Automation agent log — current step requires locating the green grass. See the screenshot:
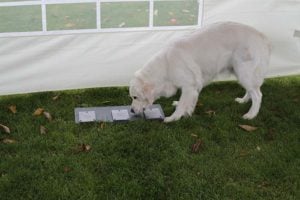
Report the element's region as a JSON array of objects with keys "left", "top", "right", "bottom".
[{"left": 0, "top": 76, "right": 299, "bottom": 199}]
